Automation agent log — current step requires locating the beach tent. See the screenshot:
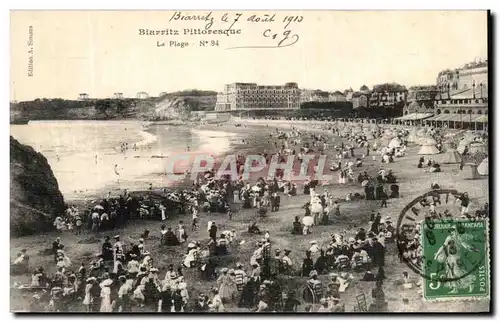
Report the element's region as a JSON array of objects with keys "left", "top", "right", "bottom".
[
  {"left": 420, "top": 137, "right": 437, "bottom": 146},
  {"left": 418, "top": 143, "right": 440, "bottom": 155},
  {"left": 406, "top": 128, "right": 418, "bottom": 143},
  {"left": 477, "top": 157, "right": 488, "bottom": 176},
  {"left": 388, "top": 138, "right": 402, "bottom": 149}
]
